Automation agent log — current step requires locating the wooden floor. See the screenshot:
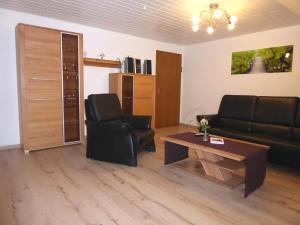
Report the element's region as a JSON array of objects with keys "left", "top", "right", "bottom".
[{"left": 1, "top": 125, "right": 300, "bottom": 225}]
